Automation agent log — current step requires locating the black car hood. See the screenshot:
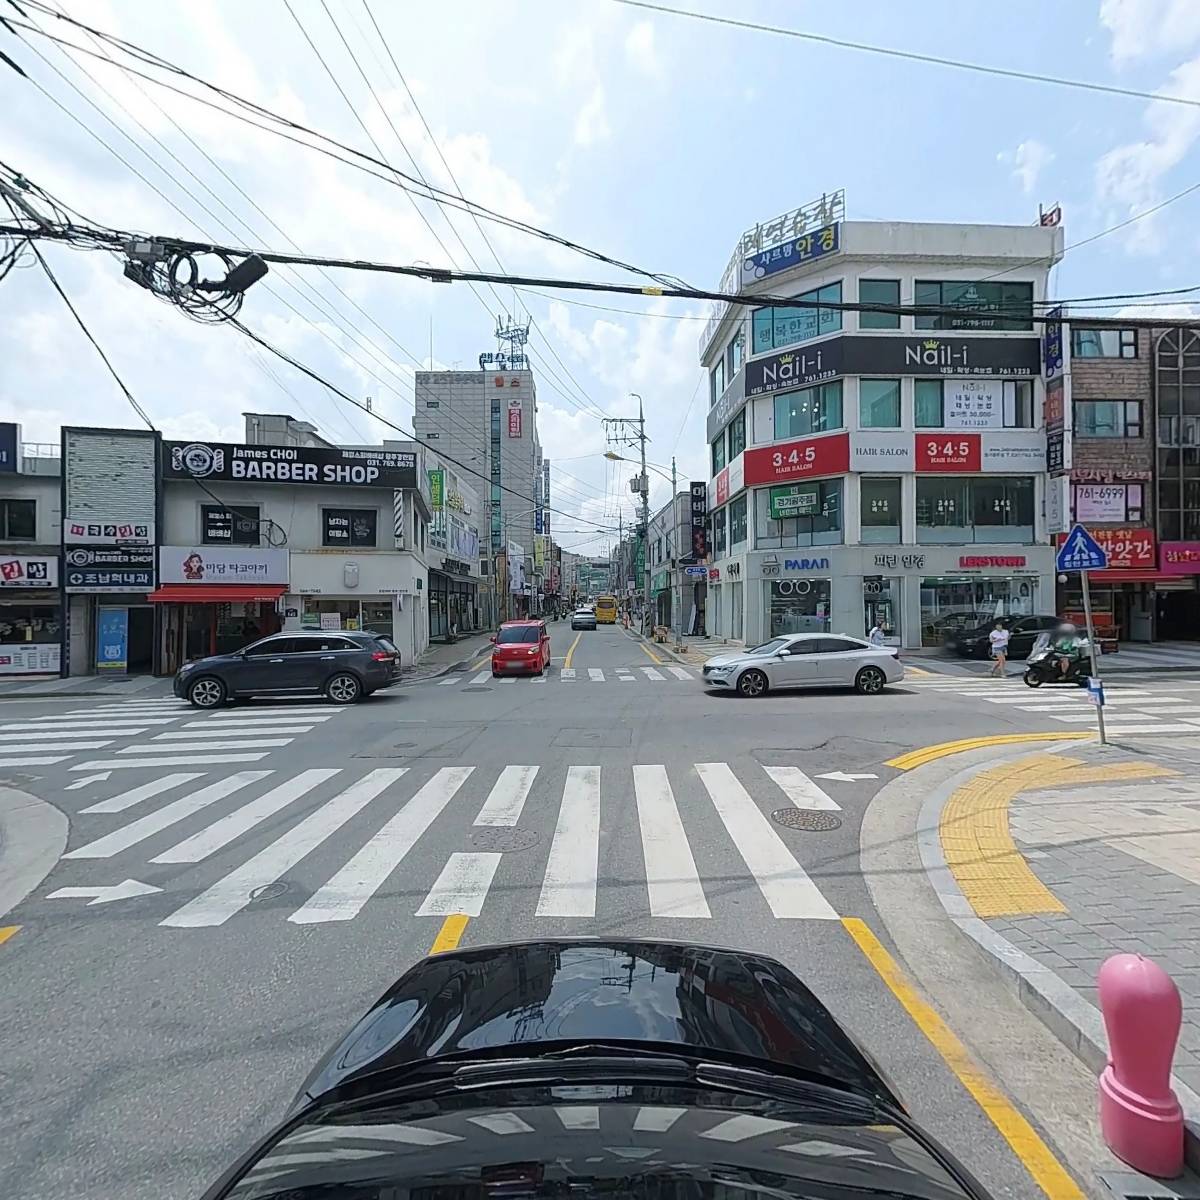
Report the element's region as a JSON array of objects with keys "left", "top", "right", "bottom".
[{"left": 295, "top": 939, "right": 897, "bottom": 1110}]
